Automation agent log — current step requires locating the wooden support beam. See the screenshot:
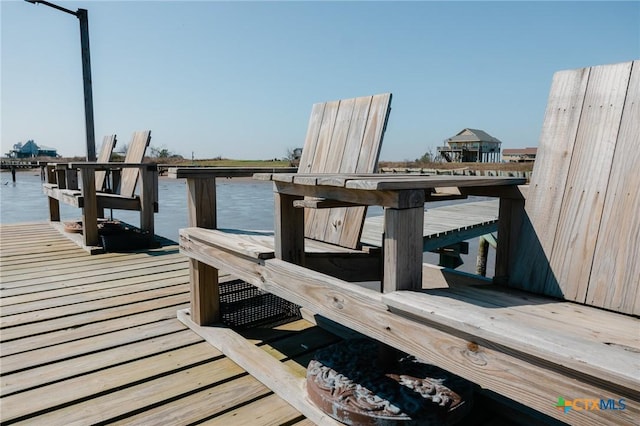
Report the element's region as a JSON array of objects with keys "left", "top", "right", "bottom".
[
  {"left": 80, "top": 167, "right": 99, "bottom": 247},
  {"left": 383, "top": 204, "right": 424, "bottom": 292},
  {"left": 184, "top": 176, "right": 220, "bottom": 326},
  {"left": 275, "top": 192, "right": 305, "bottom": 264}
]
